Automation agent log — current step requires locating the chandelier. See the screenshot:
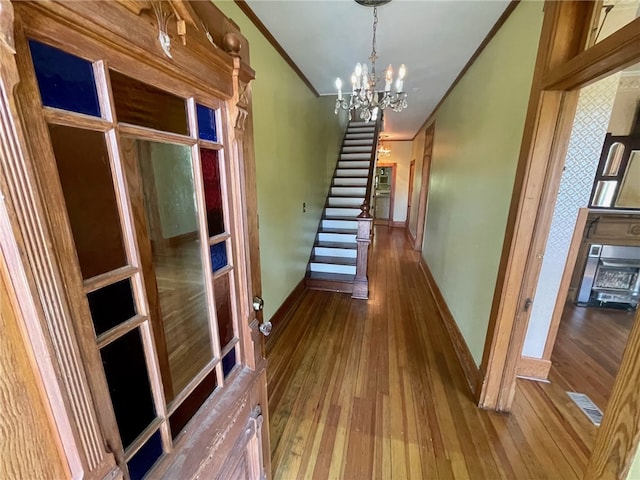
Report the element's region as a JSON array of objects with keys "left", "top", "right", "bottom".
[
  {"left": 378, "top": 137, "right": 391, "bottom": 157},
  {"left": 335, "top": 1, "right": 407, "bottom": 122}
]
